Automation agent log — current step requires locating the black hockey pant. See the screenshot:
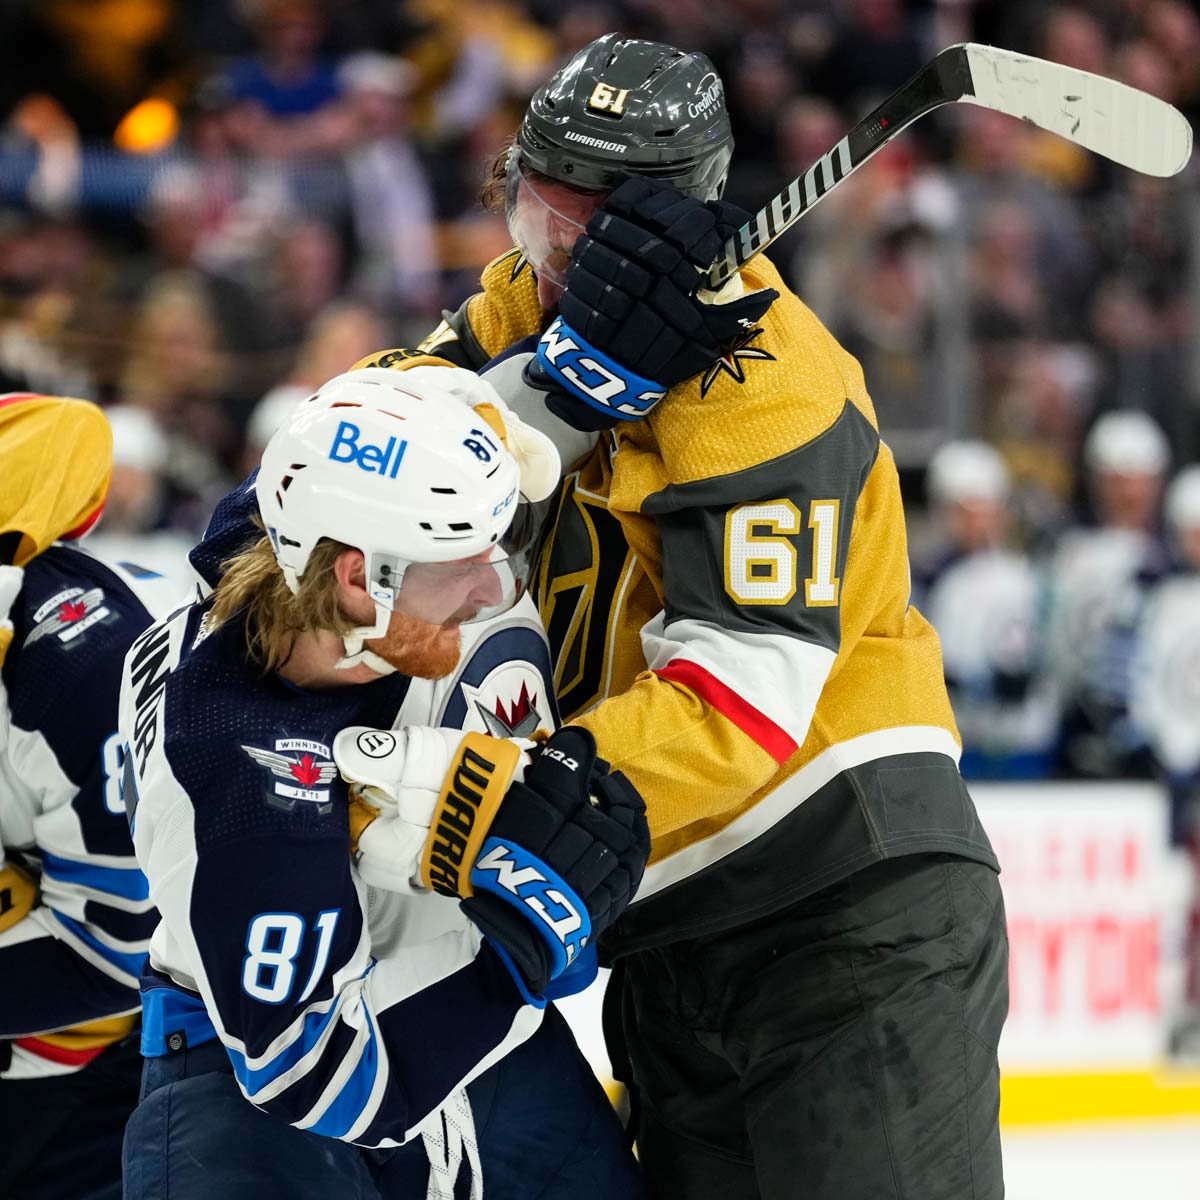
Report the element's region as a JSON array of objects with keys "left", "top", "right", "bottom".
[
  {"left": 0, "top": 1035, "right": 141, "bottom": 1200},
  {"left": 608, "top": 853, "right": 1008, "bottom": 1199}
]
